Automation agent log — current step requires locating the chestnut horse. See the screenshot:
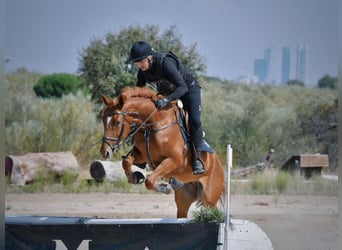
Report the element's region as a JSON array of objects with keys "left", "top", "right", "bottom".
[{"left": 100, "top": 87, "right": 225, "bottom": 218}]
